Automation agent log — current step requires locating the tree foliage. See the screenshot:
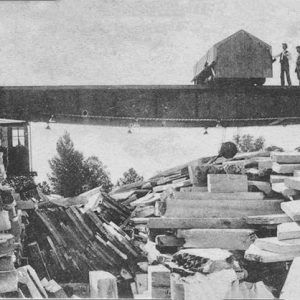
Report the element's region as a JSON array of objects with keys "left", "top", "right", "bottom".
[
  {"left": 48, "top": 132, "right": 112, "bottom": 197},
  {"left": 117, "top": 168, "right": 144, "bottom": 187},
  {"left": 233, "top": 134, "right": 265, "bottom": 153},
  {"left": 82, "top": 156, "right": 113, "bottom": 193}
]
